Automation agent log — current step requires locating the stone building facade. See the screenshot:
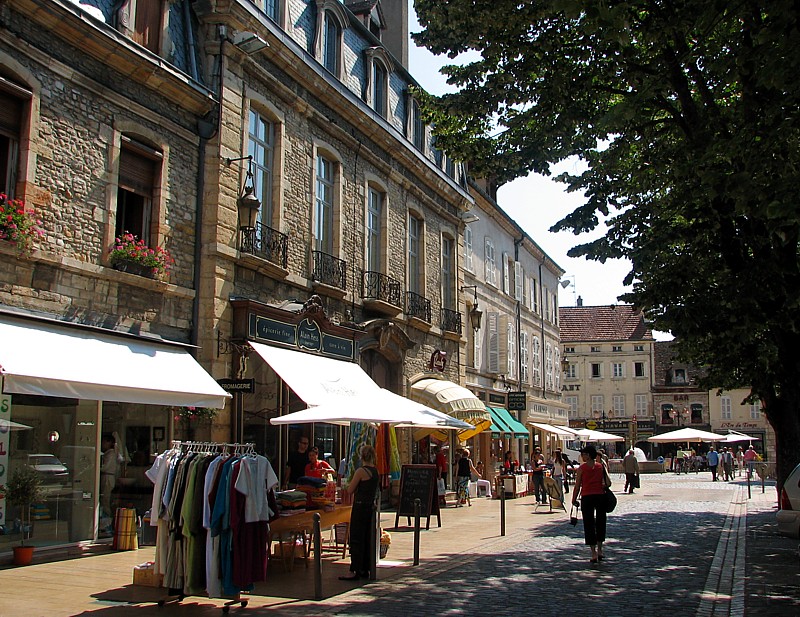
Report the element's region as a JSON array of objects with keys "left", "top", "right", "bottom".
[{"left": 463, "top": 180, "right": 566, "bottom": 473}]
